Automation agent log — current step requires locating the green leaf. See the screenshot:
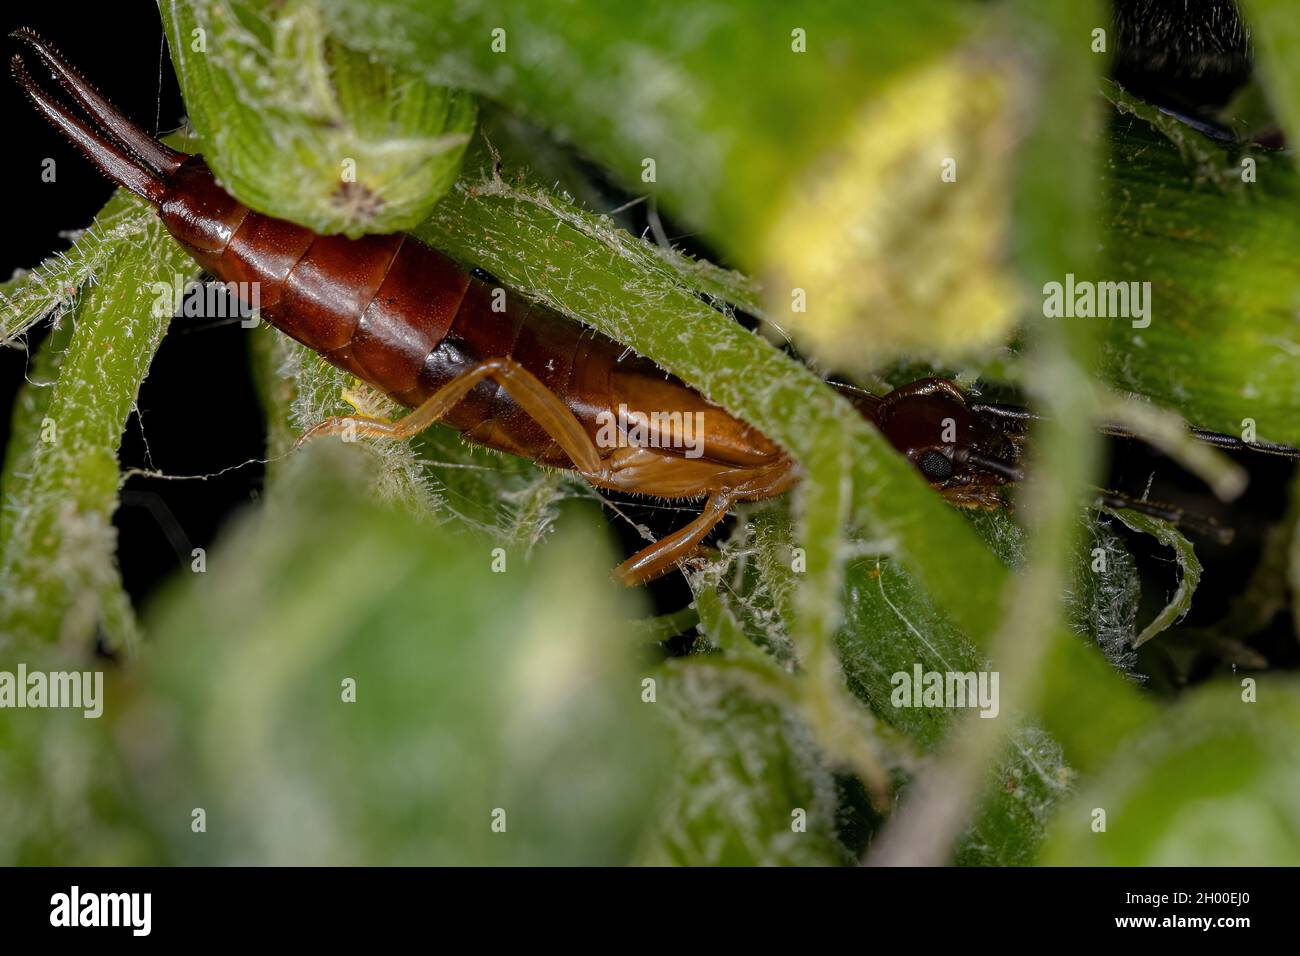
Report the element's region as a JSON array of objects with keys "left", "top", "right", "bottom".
[
  {"left": 0, "top": 192, "right": 200, "bottom": 652},
  {"left": 129, "top": 443, "right": 668, "bottom": 864},
  {"left": 1043, "top": 680, "right": 1300, "bottom": 865},
  {"left": 1, "top": 314, "right": 75, "bottom": 545},
  {"left": 0, "top": 648, "right": 159, "bottom": 865},
  {"left": 0, "top": 200, "right": 158, "bottom": 343},
  {"left": 641, "top": 657, "right": 848, "bottom": 866},
  {"left": 707, "top": 498, "right": 1078, "bottom": 864},
  {"left": 956, "top": 727, "right": 1074, "bottom": 867},
  {"left": 162, "top": 0, "right": 477, "bottom": 237},
  {"left": 1102, "top": 507, "right": 1203, "bottom": 648},
  {"left": 1097, "top": 102, "right": 1300, "bottom": 444},
  {"left": 320, "top": 0, "right": 971, "bottom": 262},
  {"left": 1240, "top": 0, "right": 1300, "bottom": 155},
  {"left": 1065, "top": 514, "right": 1141, "bottom": 672}
]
